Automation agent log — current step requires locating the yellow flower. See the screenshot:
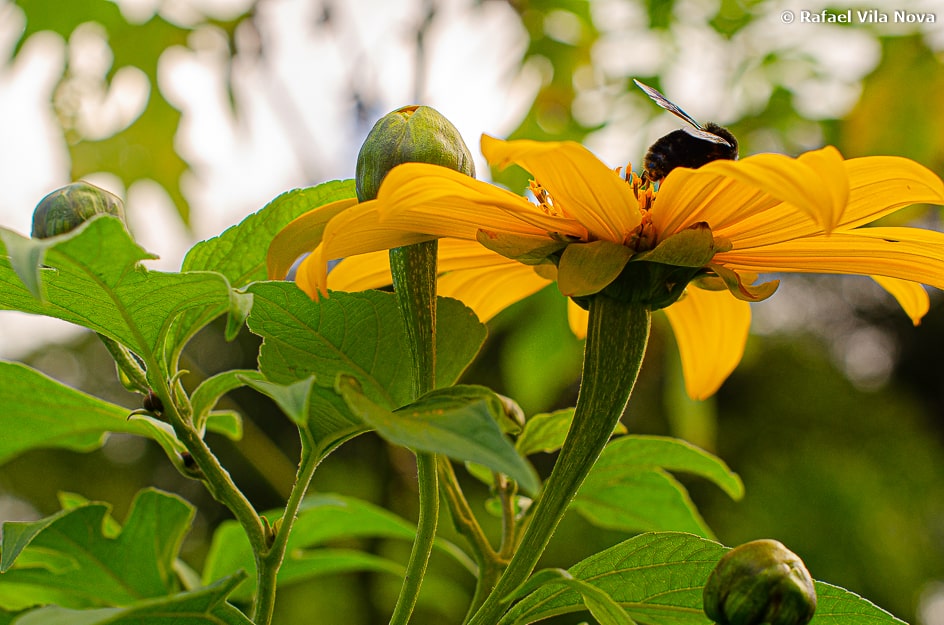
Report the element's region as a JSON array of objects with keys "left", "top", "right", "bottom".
[{"left": 268, "top": 135, "right": 944, "bottom": 400}]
